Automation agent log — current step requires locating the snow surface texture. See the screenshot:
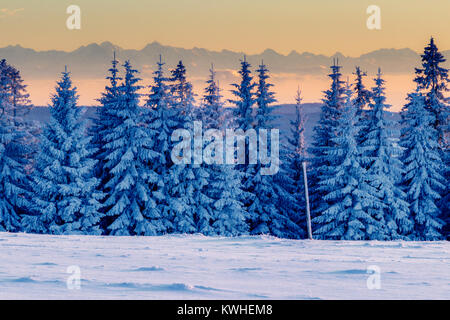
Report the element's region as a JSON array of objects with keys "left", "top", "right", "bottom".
[{"left": 0, "top": 232, "right": 448, "bottom": 299}]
